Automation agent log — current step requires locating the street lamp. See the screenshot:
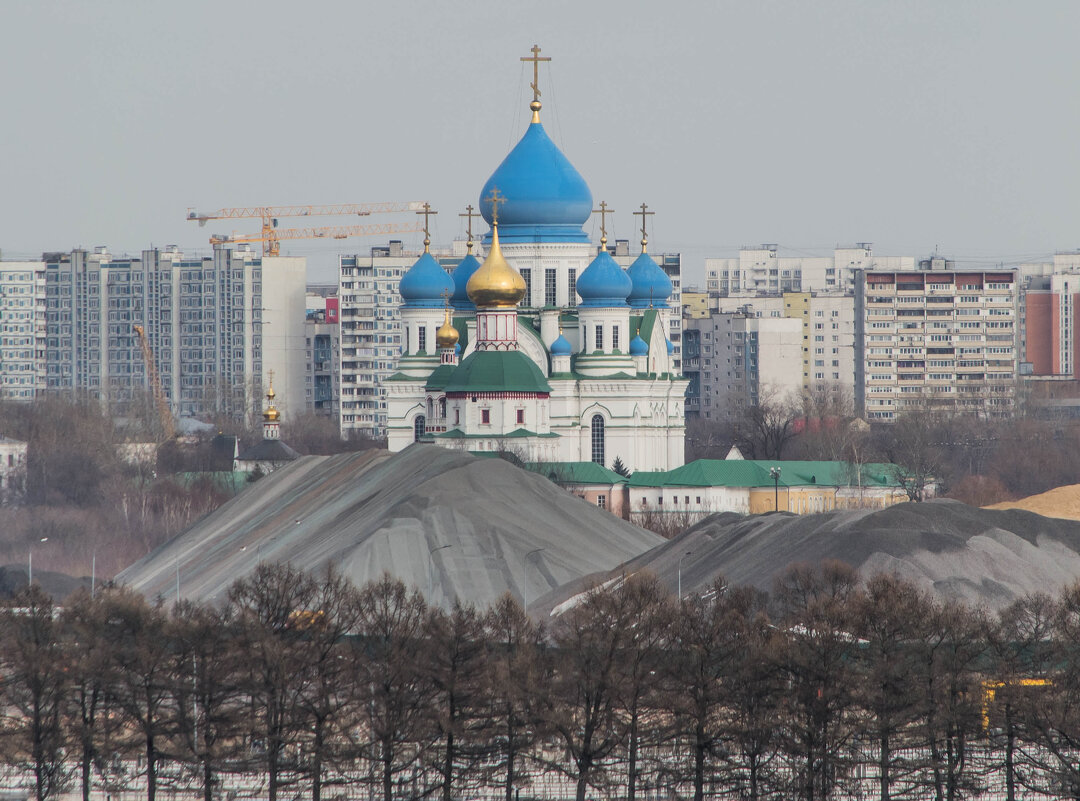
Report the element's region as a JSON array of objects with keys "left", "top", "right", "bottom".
[
  {"left": 523, "top": 547, "right": 545, "bottom": 611},
  {"left": 428, "top": 543, "right": 453, "bottom": 600},
  {"left": 28, "top": 537, "right": 47, "bottom": 586},
  {"left": 769, "top": 466, "right": 782, "bottom": 512},
  {"left": 678, "top": 550, "right": 693, "bottom": 600}
]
